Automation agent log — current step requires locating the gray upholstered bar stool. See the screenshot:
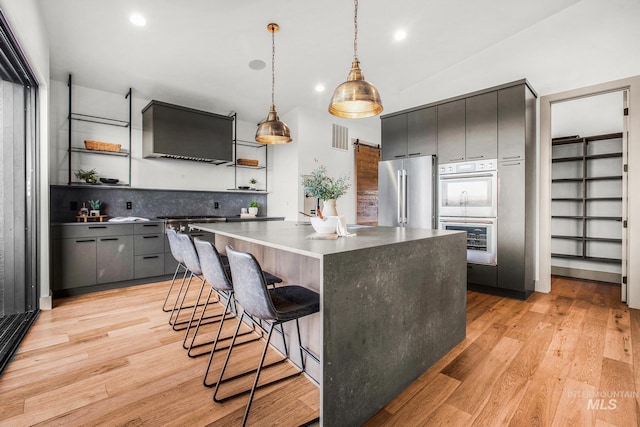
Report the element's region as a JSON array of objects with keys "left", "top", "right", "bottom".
[
  {"left": 193, "top": 238, "right": 260, "bottom": 376},
  {"left": 214, "top": 245, "right": 320, "bottom": 427},
  {"left": 162, "top": 228, "right": 188, "bottom": 312},
  {"left": 173, "top": 232, "right": 229, "bottom": 340},
  {"left": 191, "top": 238, "right": 283, "bottom": 361}
]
